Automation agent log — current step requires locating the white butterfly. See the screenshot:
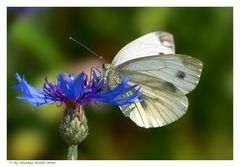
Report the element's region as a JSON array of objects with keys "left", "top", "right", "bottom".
[{"left": 102, "top": 31, "right": 203, "bottom": 128}]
